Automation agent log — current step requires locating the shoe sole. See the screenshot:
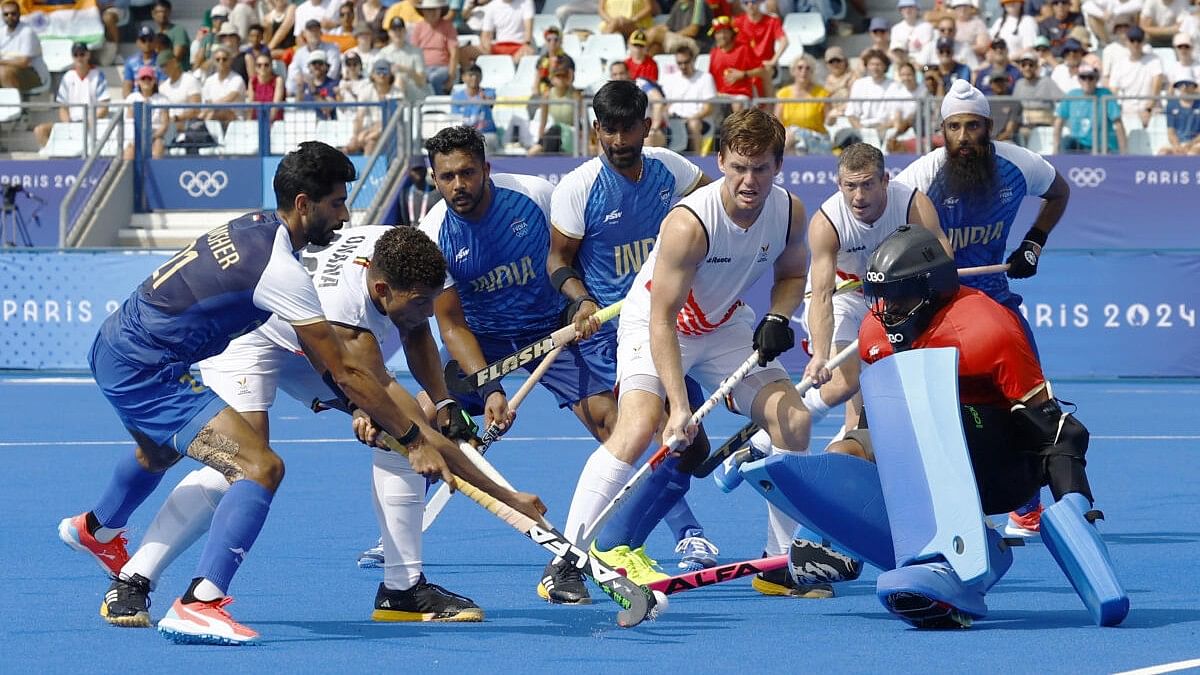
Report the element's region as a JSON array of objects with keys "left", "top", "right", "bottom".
[
  {"left": 536, "top": 583, "right": 592, "bottom": 605},
  {"left": 158, "top": 620, "right": 259, "bottom": 645},
  {"left": 677, "top": 559, "right": 718, "bottom": 572},
  {"left": 1004, "top": 523, "right": 1040, "bottom": 538},
  {"left": 100, "top": 601, "right": 151, "bottom": 628},
  {"left": 57, "top": 518, "right": 122, "bottom": 576},
  {"left": 751, "top": 577, "right": 834, "bottom": 599},
  {"left": 884, "top": 591, "right": 974, "bottom": 629},
  {"left": 371, "top": 608, "right": 484, "bottom": 622},
  {"left": 357, "top": 557, "right": 384, "bottom": 569}
]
